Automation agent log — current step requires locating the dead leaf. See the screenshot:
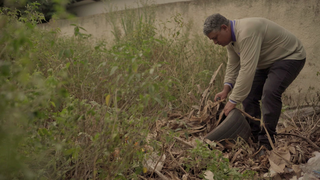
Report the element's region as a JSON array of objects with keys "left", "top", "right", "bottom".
[
  {"left": 270, "top": 159, "right": 285, "bottom": 173},
  {"left": 196, "top": 84, "right": 202, "bottom": 94},
  {"left": 189, "top": 116, "right": 201, "bottom": 122},
  {"left": 190, "top": 137, "right": 200, "bottom": 147},
  {"left": 307, "top": 151, "right": 320, "bottom": 165},
  {"left": 168, "top": 113, "right": 183, "bottom": 120},
  {"left": 143, "top": 152, "right": 166, "bottom": 172},
  {"left": 221, "top": 139, "right": 235, "bottom": 149},
  {"left": 192, "top": 105, "right": 200, "bottom": 110},
  {"left": 231, "top": 149, "right": 243, "bottom": 164},
  {"left": 188, "top": 91, "right": 198, "bottom": 103},
  {"left": 168, "top": 171, "right": 180, "bottom": 180},
  {"left": 289, "top": 176, "right": 298, "bottom": 180},
  {"left": 223, "top": 153, "right": 230, "bottom": 159},
  {"left": 208, "top": 63, "right": 223, "bottom": 86},
  {"left": 188, "top": 129, "right": 205, "bottom": 134},
  {"left": 188, "top": 125, "right": 205, "bottom": 130},
  {"left": 204, "top": 170, "right": 214, "bottom": 180},
  {"left": 268, "top": 149, "right": 291, "bottom": 174},
  {"left": 277, "top": 124, "right": 295, "bottom": 134},
  {"left": 289, "top": 146, "right": 296, "bottom": 154},
  {"left": 182, "top": 174, "right": 189, "bottom": 180},
  {"left": 214, "top": 111, "right": 224, "bottom": 128},
  {"left": 204, "top": 139, "right": 217, "bottom": 148},
  {"left": 263, "top": 169, "right": 276, "bottom": 178},
  {"left": 292, "top": 165, "right": 302, "bottom": 177}
]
